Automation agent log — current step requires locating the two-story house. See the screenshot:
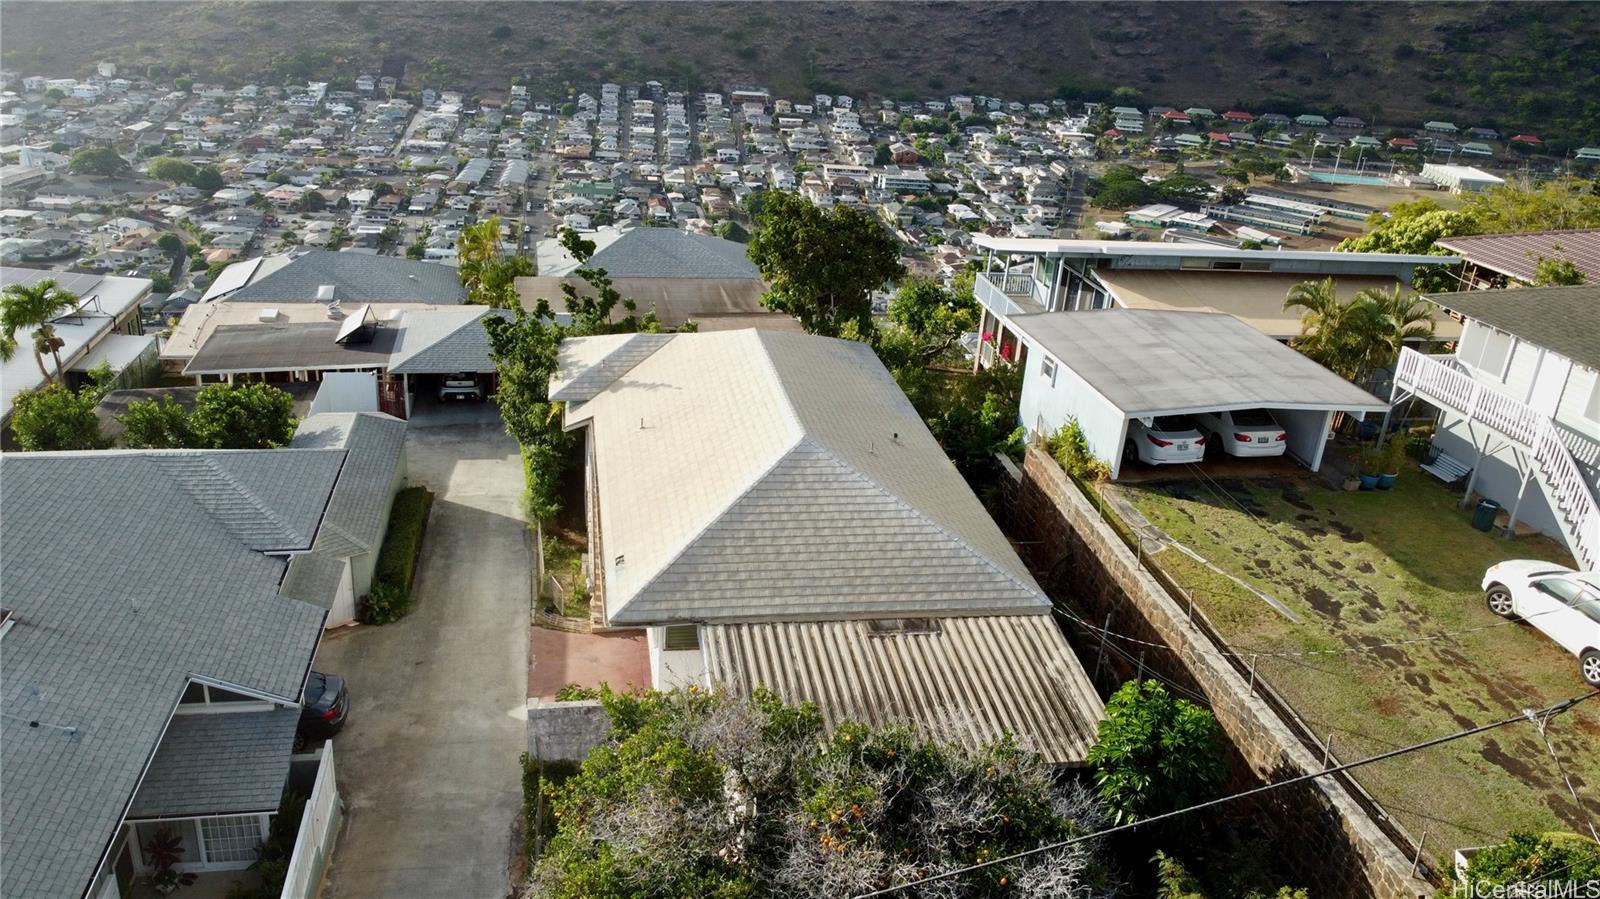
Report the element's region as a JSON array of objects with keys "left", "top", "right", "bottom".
[{"left": 1392, "top": 285, "right": 1600, "bottom": 569}]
